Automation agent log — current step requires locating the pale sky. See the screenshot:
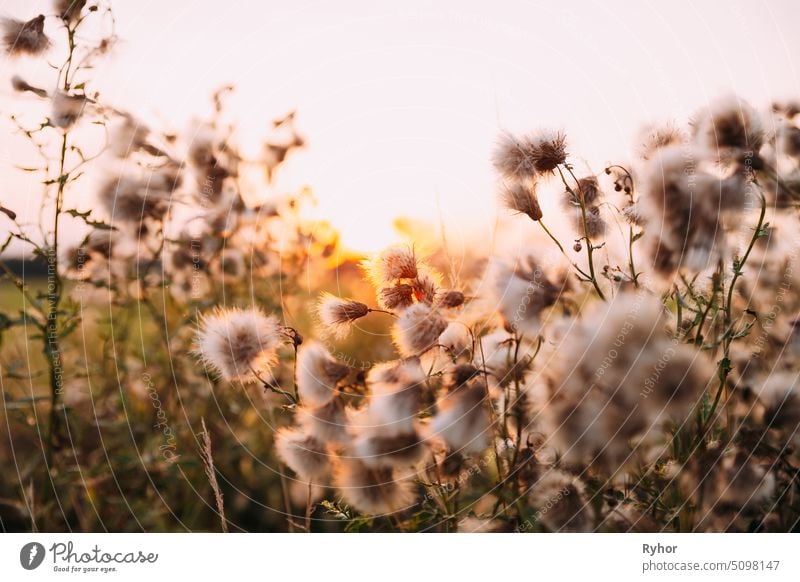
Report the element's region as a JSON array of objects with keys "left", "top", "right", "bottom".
[{"left": 2, "top": 0, "right": 799, "bottom": 254}]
